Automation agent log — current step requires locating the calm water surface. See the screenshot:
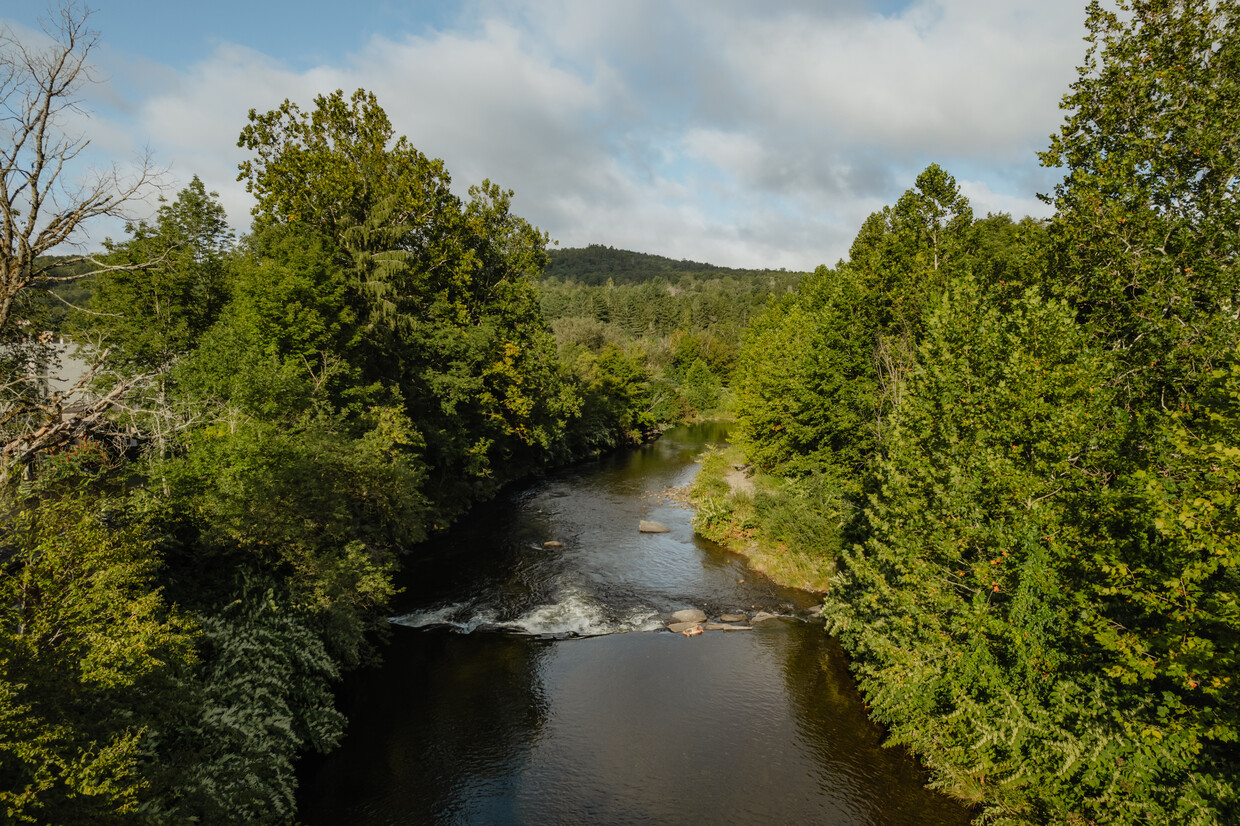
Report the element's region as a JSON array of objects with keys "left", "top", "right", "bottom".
[{"left": 298, "top": 423, "right": 974, "bottom": 825}]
